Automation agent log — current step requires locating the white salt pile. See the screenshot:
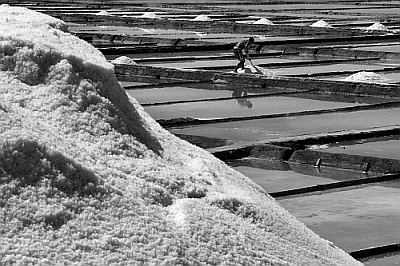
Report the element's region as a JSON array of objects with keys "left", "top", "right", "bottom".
[
  {"left": 343, "top": 71, "right": 387, "bottom": 83},
  {"left": 311, "top": 20, "right": 333, "bottom": 28},
  {"left": 140, "top": 12, "right": 160, "bottom": 19},
  {"left": 111, "top": 56, "right": 138, "bottom": 65},
  {"left": 96, "top": 10, "right": 113, "bottom": 16},
  {"left": 191, "top": 14, "right": 213, "bottom": 21},
  {"left": 0, "top": 6, "right": 362, "bottom": 265},
  {"left": 253, "top": 17, "right": 274, "bottom": 25},
  {"left": 365, "top": 22, "right": 388, "bottom": 31}
]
